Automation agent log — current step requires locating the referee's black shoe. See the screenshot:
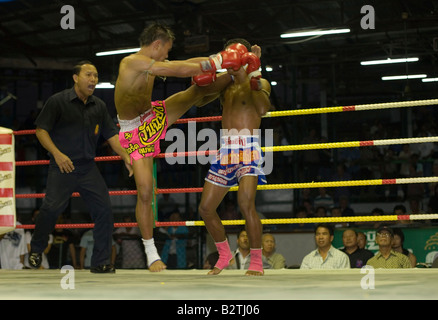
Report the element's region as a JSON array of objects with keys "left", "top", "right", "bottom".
[
  {"left": 90, "top": 264, "right": 116, "bottom": 274},
  {"left": 28, "top": 252, "right": 42, "bottom": 269}
]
